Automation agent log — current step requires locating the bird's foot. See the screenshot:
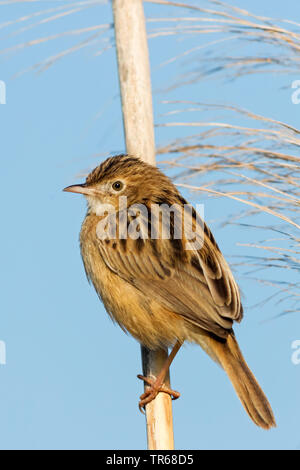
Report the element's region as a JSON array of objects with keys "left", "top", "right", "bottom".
[{"left": 137, "top": 374, "right": 180, "bottom": 413}]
